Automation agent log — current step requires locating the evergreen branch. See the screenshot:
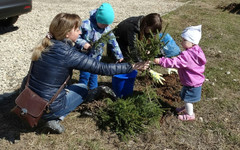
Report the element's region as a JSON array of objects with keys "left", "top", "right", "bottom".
[
  {"left": 91, "top": 28, "right": 116, "bottom": 51},
  {"left": 130, "top": 24, "right": 169, "bottom": 62}
]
